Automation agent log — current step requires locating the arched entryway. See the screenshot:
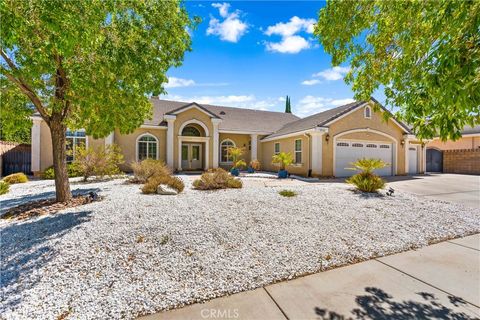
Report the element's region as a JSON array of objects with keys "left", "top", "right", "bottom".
[{"left": 178, "top": 120, "right": 210, "bottom": 171}]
